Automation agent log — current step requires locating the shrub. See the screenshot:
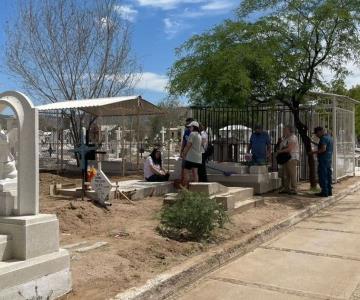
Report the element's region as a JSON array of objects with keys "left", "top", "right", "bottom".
[{"left": 159, "top": 190, "right": 228, "bottom": 241}]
